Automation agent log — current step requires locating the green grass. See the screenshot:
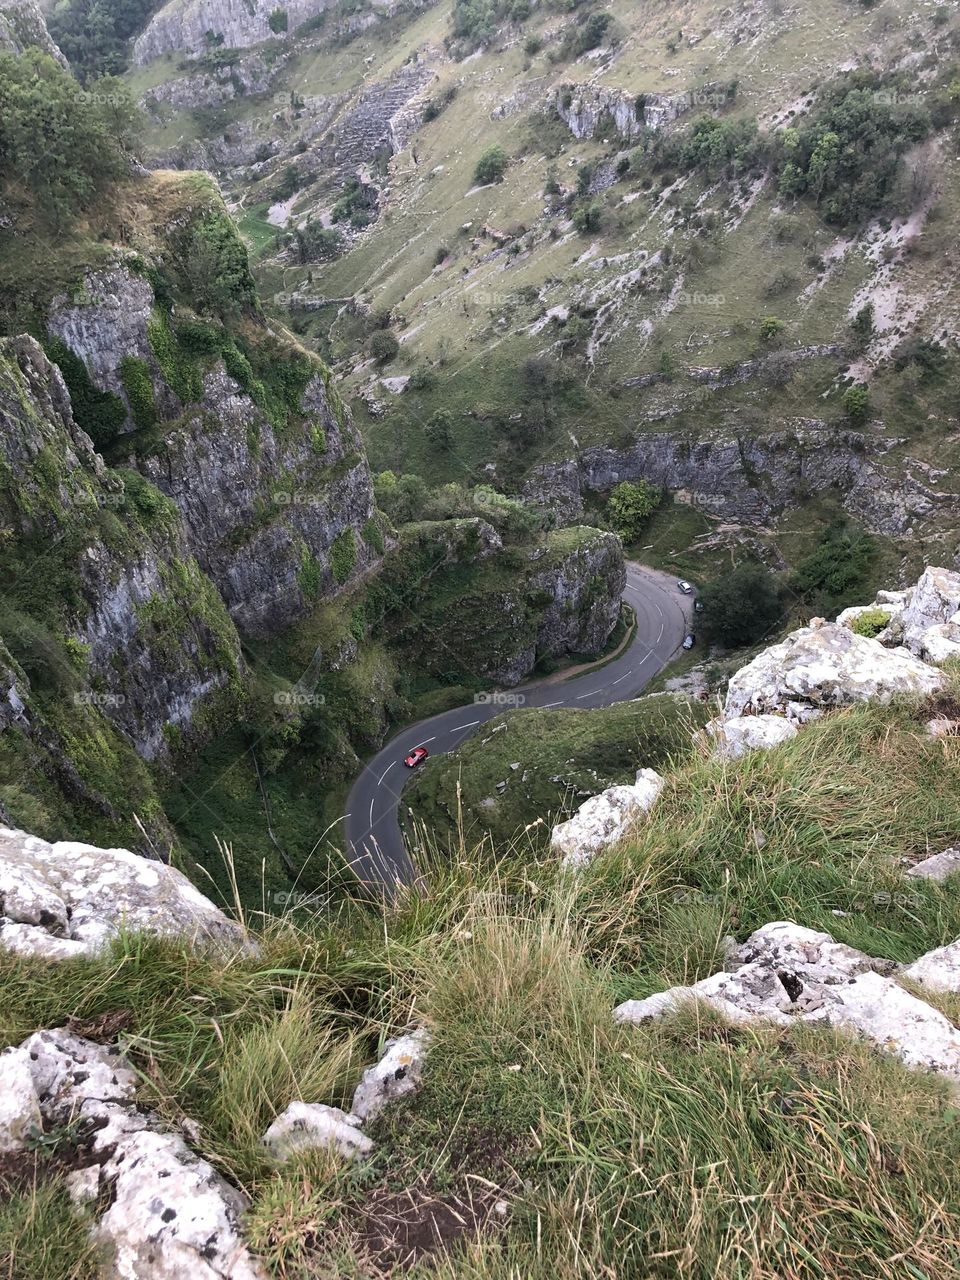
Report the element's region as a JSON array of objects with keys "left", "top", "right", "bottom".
[
  {"left": 5, "top": 675, "right": 960, "bottom": 1275},
  {"left": 406, "top": 692, "right": 707, "bottom": 851}
]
